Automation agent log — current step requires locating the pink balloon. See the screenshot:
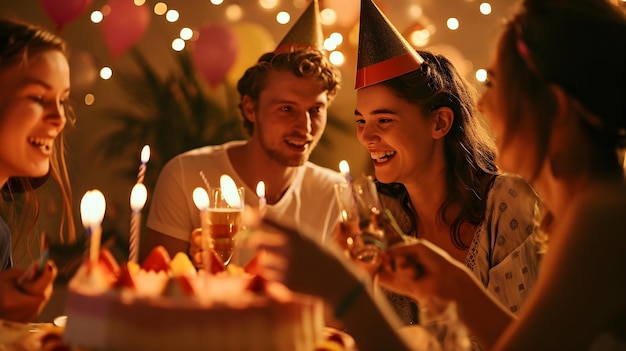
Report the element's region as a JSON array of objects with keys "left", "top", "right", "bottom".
[
  {"left": 192, "top": 24, "right": 239, "bottom": 86},
  {"left": 101, "top": 0, "right": 150, "bottom": 59},
  {"left": 40, "top": 0, "right": 92, "bottom": 31}
]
